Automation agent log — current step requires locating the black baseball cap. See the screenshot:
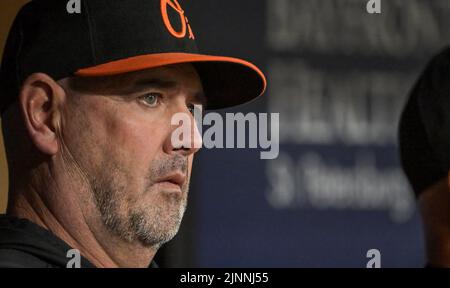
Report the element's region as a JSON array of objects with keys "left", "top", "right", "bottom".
[
  {"left": 0, "top": 0, "right": 267, "bottom": 112},
  {"left": 398, "top": 47, "right": 450, "bottom": 196}
]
